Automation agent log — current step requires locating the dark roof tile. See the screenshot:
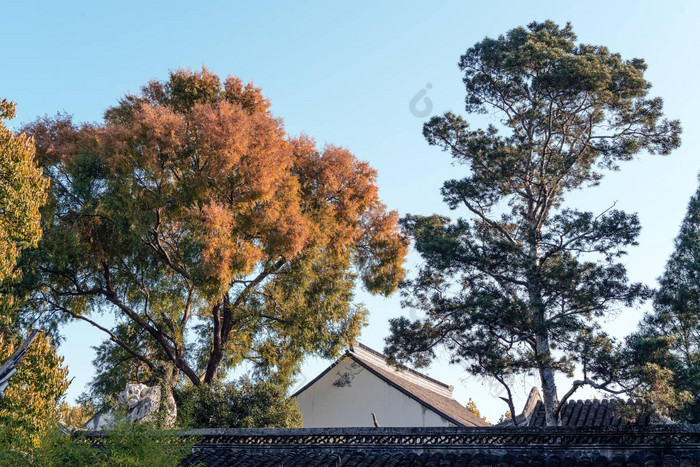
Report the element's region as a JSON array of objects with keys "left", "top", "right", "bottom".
[
  {"left": 183, "top": 448, "right": 699, "bottom": 467},
  {"left": 151, "top": 425, "right": 700, "bottom": 466},
  {"left": 525, "top": 399, "right": 659, "bottom": 427}
]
